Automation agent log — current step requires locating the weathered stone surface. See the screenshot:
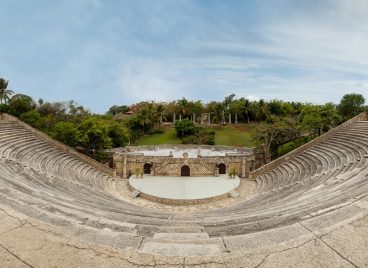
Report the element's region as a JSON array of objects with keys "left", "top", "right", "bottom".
[
  {"left": 153, "top": 232, "right": 209, "bottom": 240},
  {"left": 320, "top": 213, "right": 368, "bottom": 268},
  {"left": 253, "top": 239, "right": 354, "bottom": 268},
  {"left": 141, "top": 242, "right": 222, "bottom": 256},
  {"left": 224, "top": 223, "right": 311, "bottom": 251},
  {"left": 0, "top": 246, "right": 29, "bottom": 268},
  {"left": 0, "top": 113, "right": 368, "bottom": 267}
]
